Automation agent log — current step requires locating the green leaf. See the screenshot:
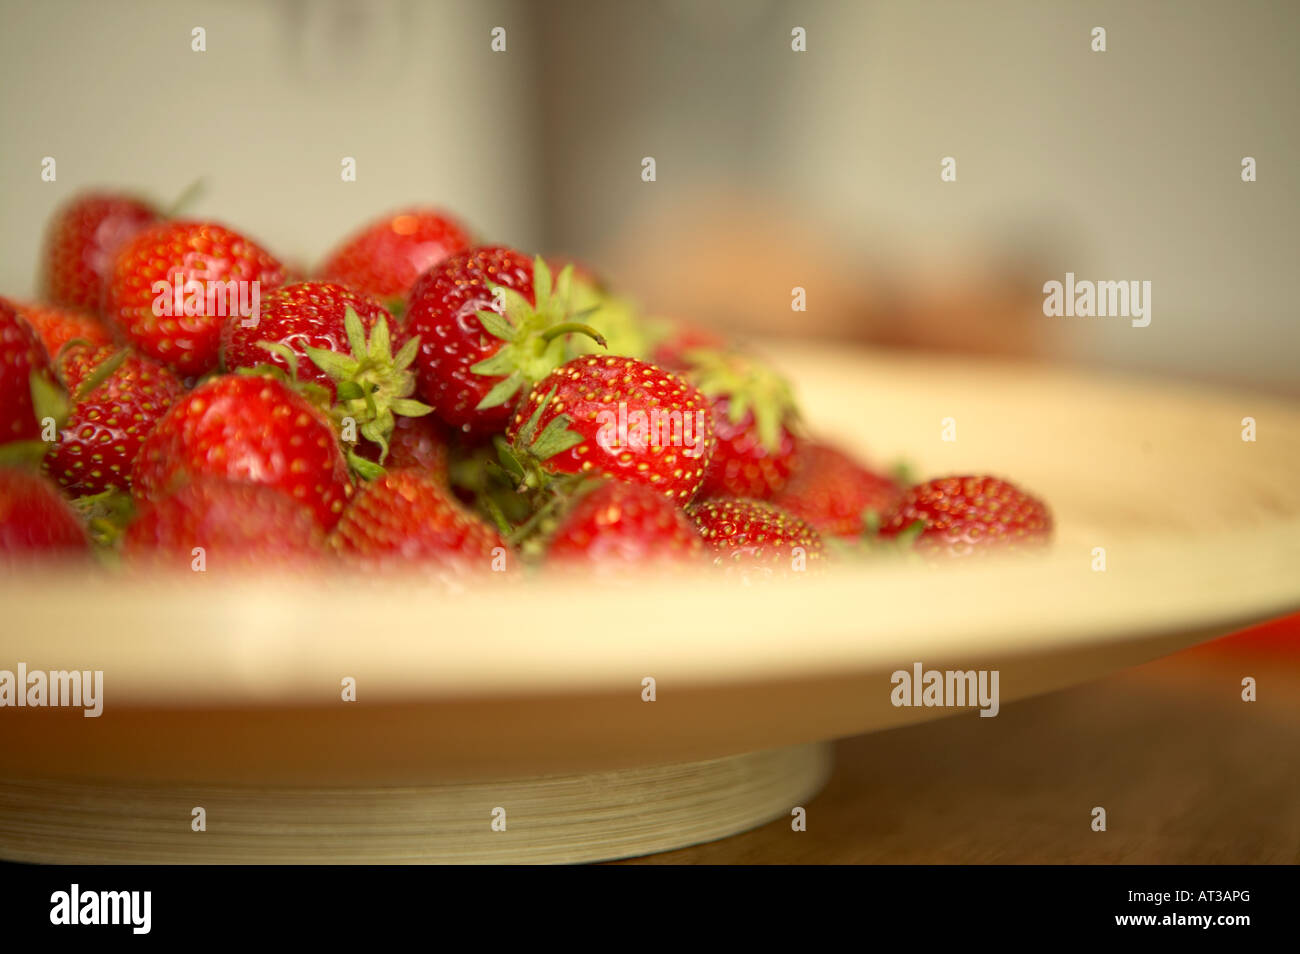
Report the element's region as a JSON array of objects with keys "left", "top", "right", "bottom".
[
  {"left": 393, "top": 335, "right": 421, "bottom": 370},
  {"left": 515, "top": 384, "right": 556, "bottom": 446},
  {"left": 529, "top": 414, "right": 584, "bottom": 460},
  {"left": 891, "top": 459, "right": 916, "bottom": 488},
  {"left": 389, "top": 398, "right": 433, "bottom": 417},
  {"left": 896, "top": 519, "right": 927, "bottom": 548},
  {"left": 0, "top": 440, "right": 49, "bottom": 468},
  {"left": 754, "top": 402, "right": 781, "bottom": 451},
  {"left": 343, "top": 307, "right": 367, "bottom": 359},
  {"left": 335, "top": 380, "right": 366, "bottom": 402},
  {"left": 475, "top": 372, "right": 525, "bottom": 410},
  {"left": 256, "top": 341, "right": 302, "bottom": 381},
  {"left": 482, "top": 494, "right": 513, "bottom": 537},
  {"left": 29, "top": 371, "right": 69, "bottom": 429},
  {"left": 347, "top": 448, "right": 385, "bottom": 481},
  {"left": 360, "top": 417, "right": 388, "bottom": 444},
  {"left": 532, "top": 255, "right": 553, "bottom": 307},
  {"left": 303, "top": 345, "right": 356, "bottom": 381},
  {"left": 299, "top": 381, "right": 333, "bottom": 409},
  {"left": 368, "top": 314, "right": 392, "bottom": 363},
  {"left": 501, "top": 286, "right": 534, "bottom": 325},
  {"left": 553, "top": 263, "right": 574, "bottom": 306},
  {"left": 469, "top": 351, "right": 517, "bottom": 377},
  {"left": 727, "top": 392, "right": 751, "bottom": 426},
  {"left": 494, "top": 437, "right": 527, "bottom": 483},
  {"left": 474, "top": 309, "right": 517, "bottom": 342}
]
